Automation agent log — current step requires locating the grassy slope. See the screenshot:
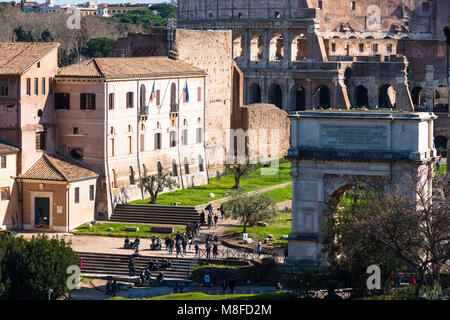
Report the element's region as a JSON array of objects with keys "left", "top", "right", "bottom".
[
  {"left": 72, "top": 222, "right": 185, "bottom": 238},
  {"left": 130, "top": 162, "right": 292, "bottom": 207},
  {"left": 111, "top": 292, "right": 295, "bottom": 300},
  {"left": 226, "top": 211, "right": 291, "bottom": 246}
]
